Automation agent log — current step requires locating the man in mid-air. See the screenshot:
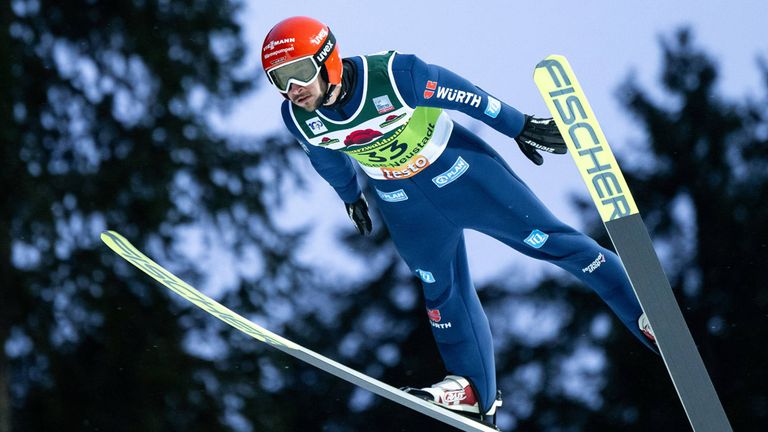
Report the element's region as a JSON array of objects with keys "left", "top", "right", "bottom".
[{"left": 261, "top": 16, "right": 657, "bottom": 427}]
